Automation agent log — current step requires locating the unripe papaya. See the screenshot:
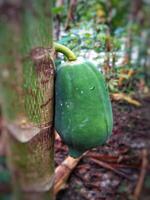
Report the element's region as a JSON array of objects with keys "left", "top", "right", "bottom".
[{"left": 55, "top": 60, "right": 113, "bottom": 158}]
